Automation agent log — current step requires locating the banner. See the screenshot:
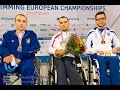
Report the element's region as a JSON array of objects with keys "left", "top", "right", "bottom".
[{"left": 0, "top": 5, "right": 120, "bottom": 56}]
